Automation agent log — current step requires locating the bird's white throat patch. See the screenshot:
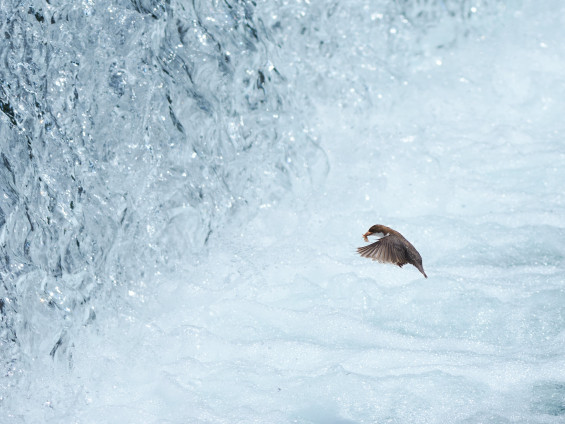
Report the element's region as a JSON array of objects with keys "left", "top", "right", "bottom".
[{"left": 372, "top": 232, "right": 388, "bottom": 239}]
